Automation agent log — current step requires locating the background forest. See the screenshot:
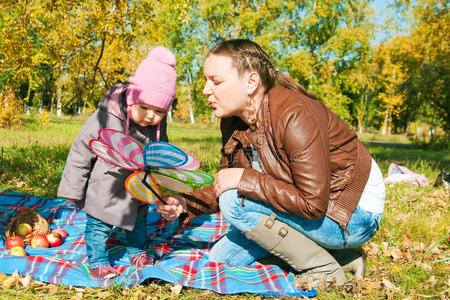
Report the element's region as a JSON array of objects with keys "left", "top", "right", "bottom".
[{"left": 0, "top": 0, "right": 448, "bottom": 148}]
